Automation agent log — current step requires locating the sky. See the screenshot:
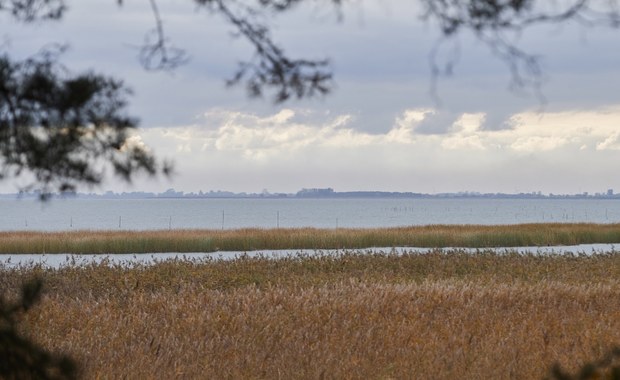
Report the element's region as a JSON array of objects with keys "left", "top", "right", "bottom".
[{"left": 2, "top": 0, "right": 620, "bottom": 195}]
